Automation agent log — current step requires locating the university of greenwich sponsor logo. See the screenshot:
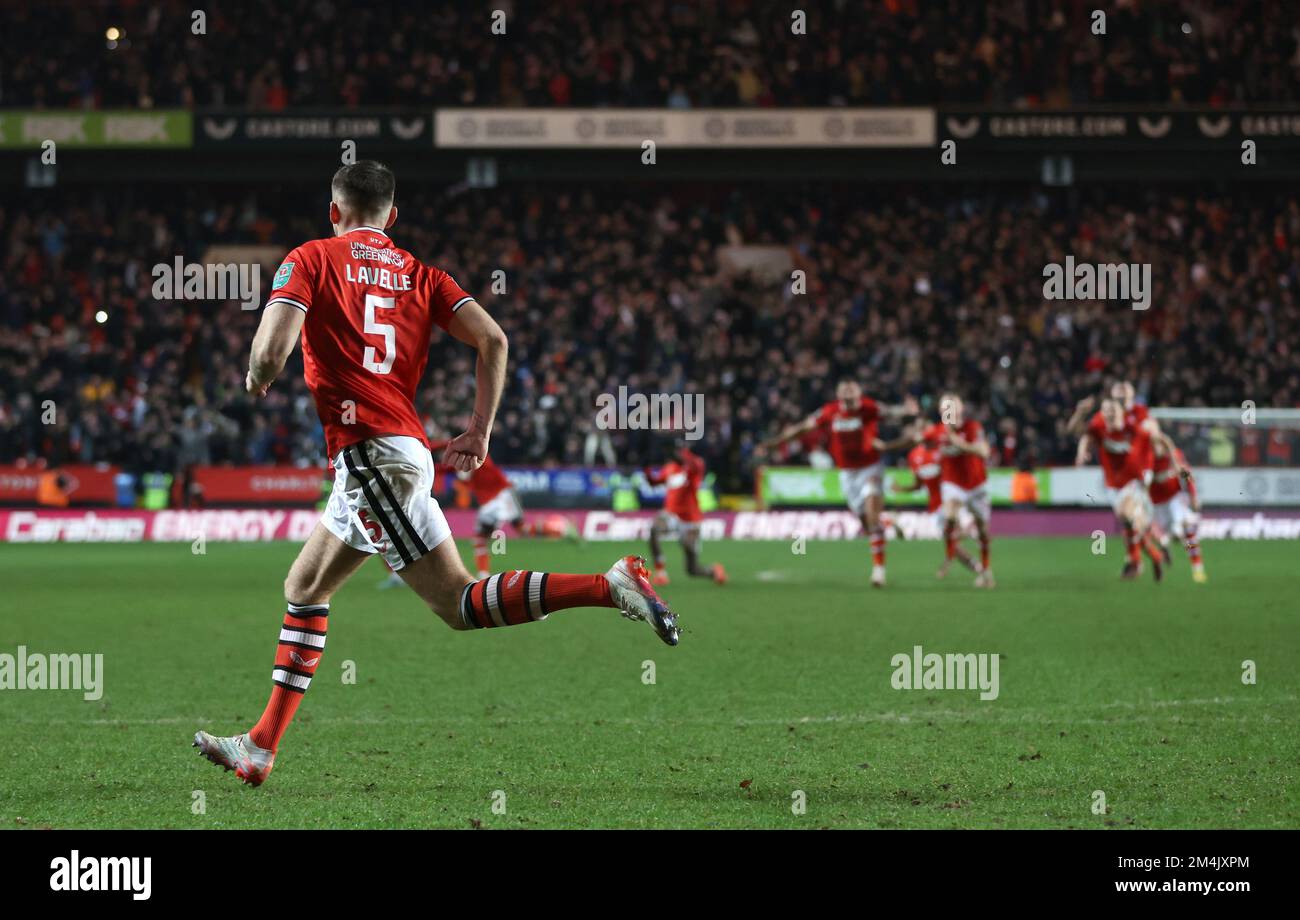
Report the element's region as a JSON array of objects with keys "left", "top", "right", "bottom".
[
  {"left": 151, "top": 256, "right": 262, "bottom": 310},
  {"left": 349, "top": 240, "right": 405, "bottom": 266},
  {"left": 594, "top": 386, "right": 704, "bottom": 441},
  {"left": 0, "top": 646, "right": 104, "bottom": 700},
  {"left": 891, "top": 645, "right": 1000, "bottom": 701},
  {"left": 1042, "top": 255, "right": 1152, "bottom": 310},
  {"left": 50, "top": 851, "right": 150, "bottom": 900}
]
